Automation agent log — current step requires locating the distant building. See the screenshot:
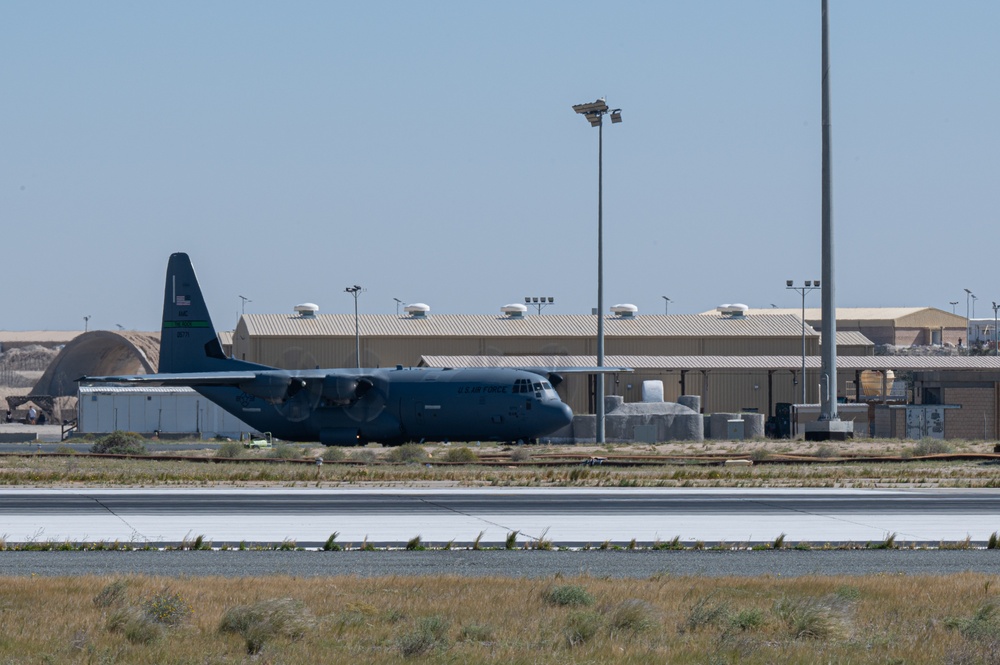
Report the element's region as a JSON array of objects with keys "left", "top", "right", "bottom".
[{"left": 701, "top": 307, "right": 967, "bottom": 347}]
